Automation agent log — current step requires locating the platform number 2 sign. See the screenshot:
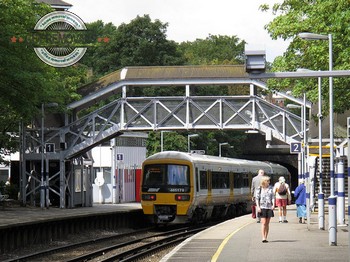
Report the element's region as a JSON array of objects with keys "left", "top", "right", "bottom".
[{"left": 290, "top": 142, "right": 302, "bottom": 154}]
